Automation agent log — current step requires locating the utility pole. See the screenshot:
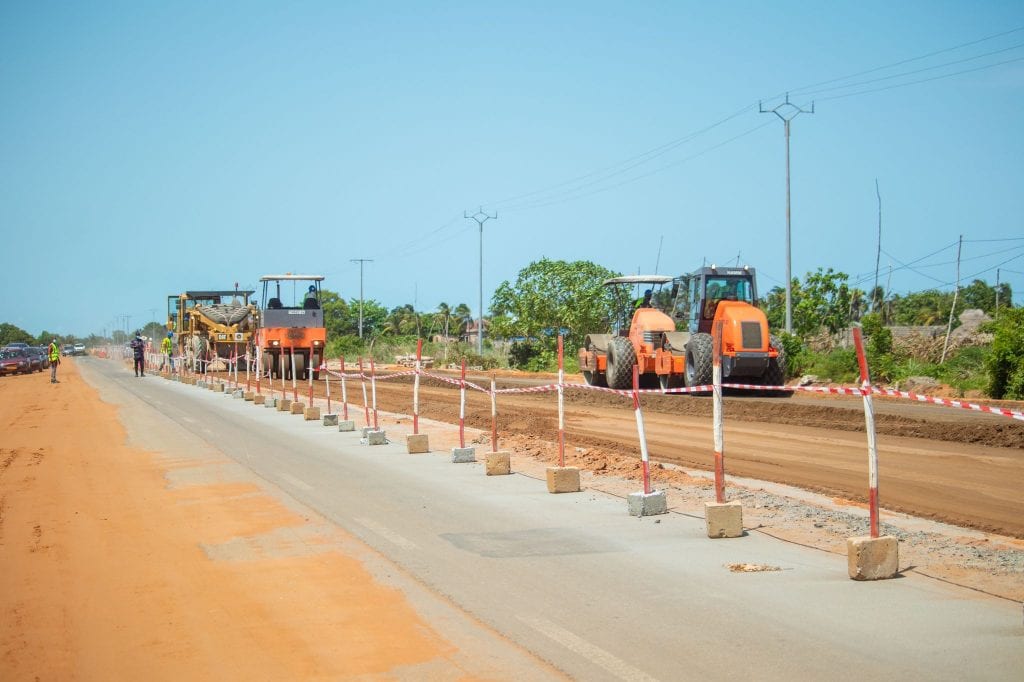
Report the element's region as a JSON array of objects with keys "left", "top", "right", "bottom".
[
  {"left": 350, "top": 259, "right": 373, "bottom": 339},
  {"left": 873, "top": 179, "right": 882, "bottom": 312},
  {"left": 464, "top": 207, "right": 497, "bottom": 355},
  {"left": 760, "top": 93, "right": 815, "bottom": 334},
  {"left": 995, "top": 268, "right": 1001, "bottom": 314},
  {"left": 941, "top": 235, "right": 963, "bottom": 364}
]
